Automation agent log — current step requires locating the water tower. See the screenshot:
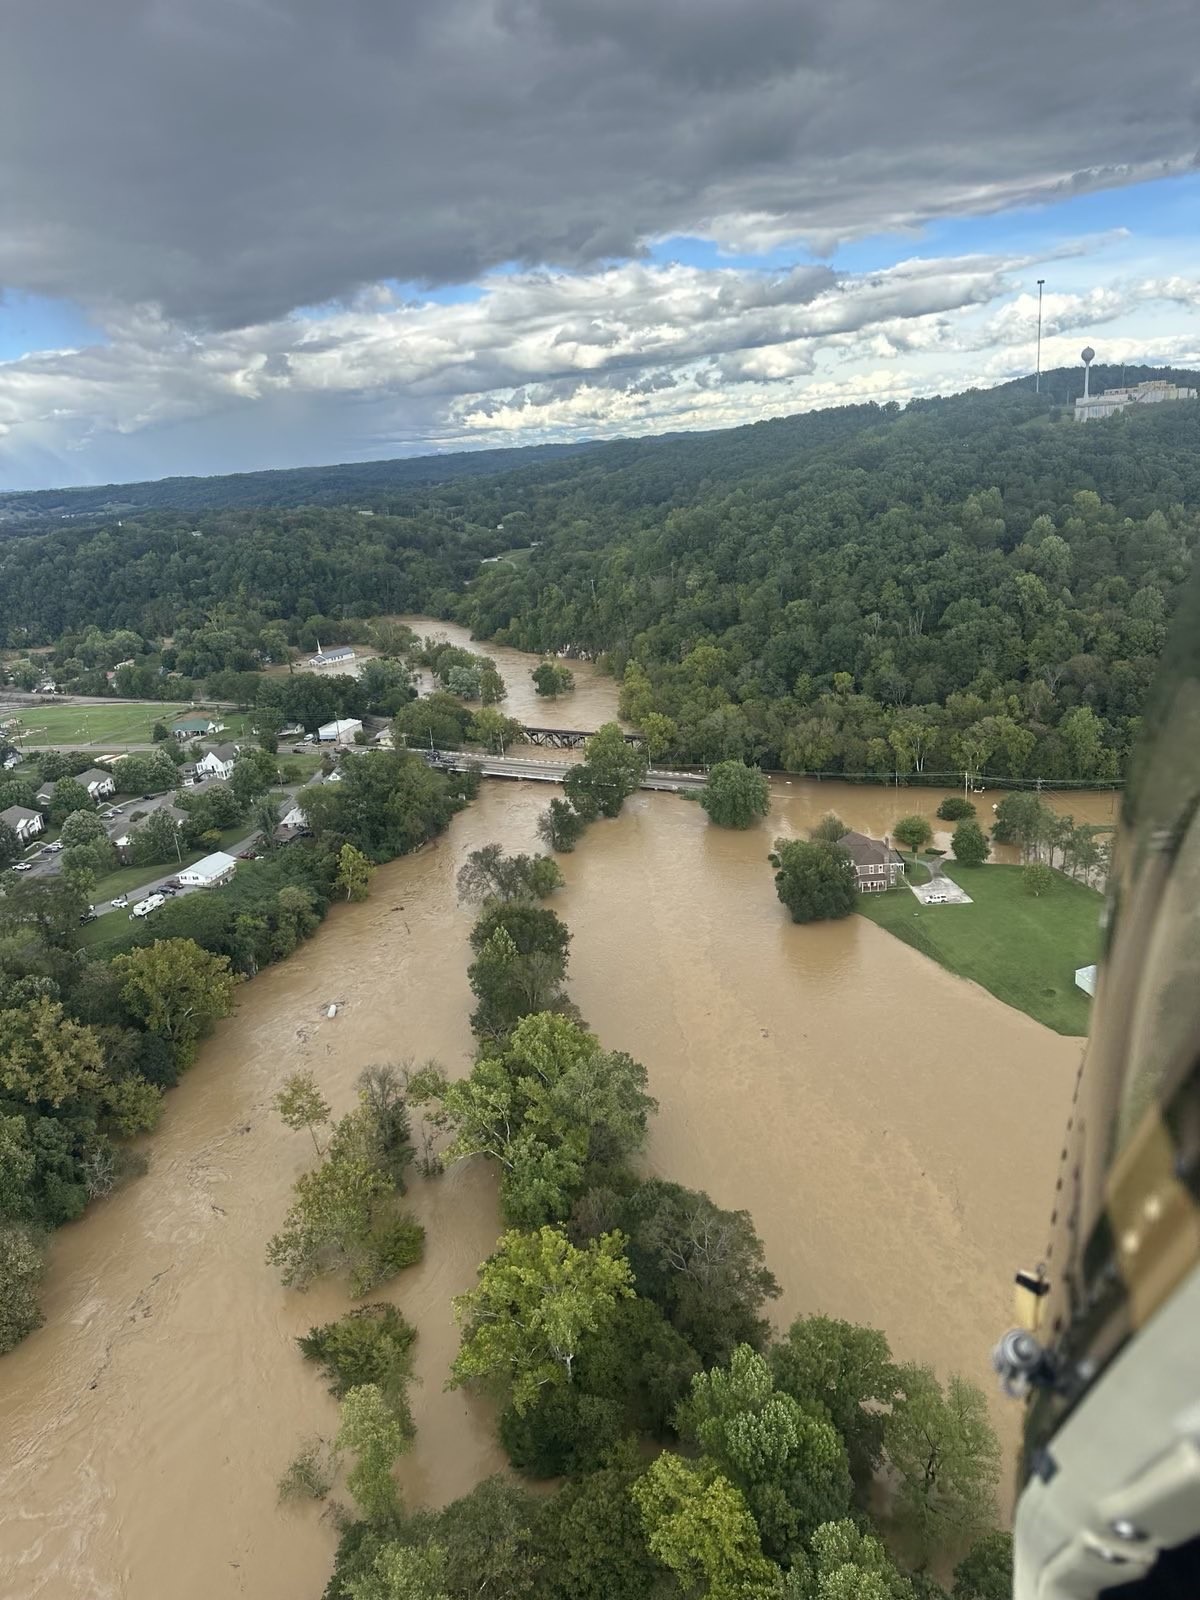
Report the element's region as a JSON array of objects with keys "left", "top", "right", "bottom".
[{"left": 1081, "top": 346, "right": 1095, "bottom": 399}]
